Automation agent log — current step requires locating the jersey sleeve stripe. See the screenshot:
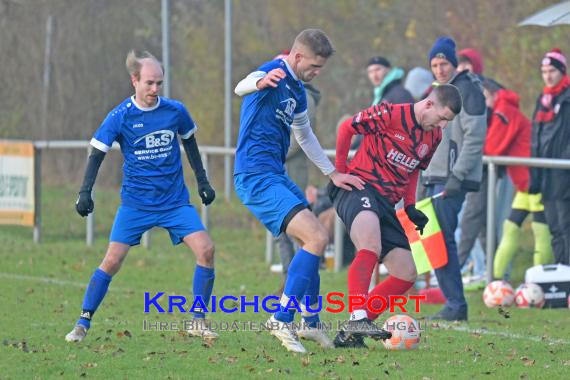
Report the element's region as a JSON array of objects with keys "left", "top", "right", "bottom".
[
  {"left": 90, "top": 138, "right": 111, "bottom": 153},
  {"left": 291, "top": 110, "right": 310, "bottom": 129},
  {"left": 179, "top": 126, "right": 197, "bottom": 140}
]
